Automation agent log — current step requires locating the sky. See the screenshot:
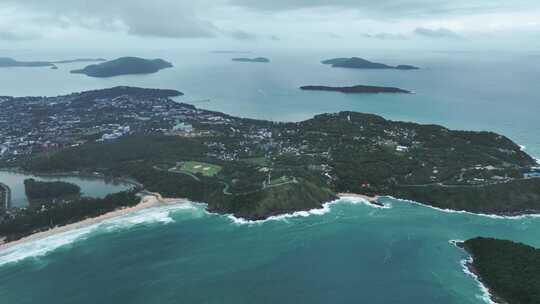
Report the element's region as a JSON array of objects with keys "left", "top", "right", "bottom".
[{"left": 0, "top": 0, "right": 539, "bottom": 53}]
